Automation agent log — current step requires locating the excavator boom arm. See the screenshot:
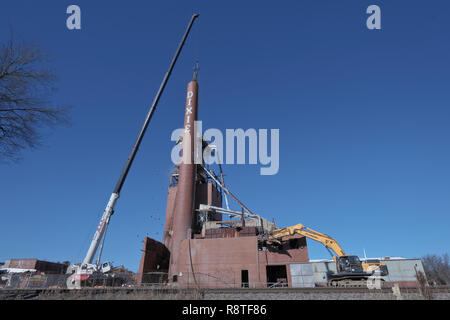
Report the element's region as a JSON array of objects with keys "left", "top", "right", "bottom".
[
  {"left": 271, "top": 223, "right": 346, "bottom": 257},
  {"left": 270, "top": 222, "right": 388, "bottom": 281}
]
